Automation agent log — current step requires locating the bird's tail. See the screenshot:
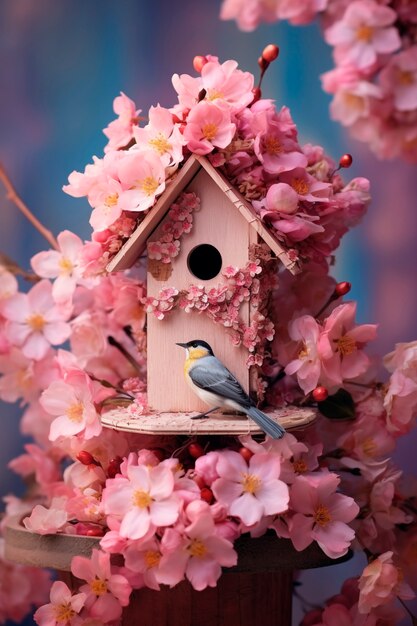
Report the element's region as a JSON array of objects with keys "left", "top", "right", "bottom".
[{"left": 247, "top": 407, "right": 285, "bottom": 439}]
